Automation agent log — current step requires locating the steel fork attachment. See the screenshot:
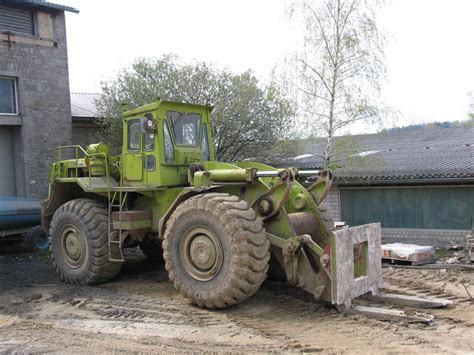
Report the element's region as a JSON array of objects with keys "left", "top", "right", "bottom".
[
  {"left": 255, "top": 168, "right": 452, "bottom": 323},
  {"left": 250, "top": 168, "right": 332, "bottom": 299},
  {"left": 267, "top": 232, "right": 331, "bottom": 299}
]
